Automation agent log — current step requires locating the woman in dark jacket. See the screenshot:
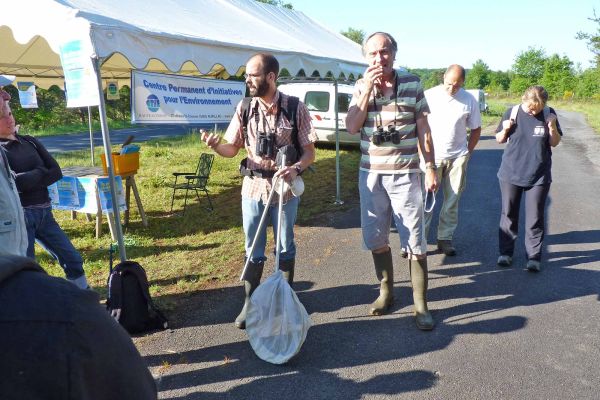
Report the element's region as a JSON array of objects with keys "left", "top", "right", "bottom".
[
  {"left": 494, "top": 85, "right": 562, "bottom": 273},
  {"left": 0, "top": 102, "right": 88, "bottom": 289}
]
